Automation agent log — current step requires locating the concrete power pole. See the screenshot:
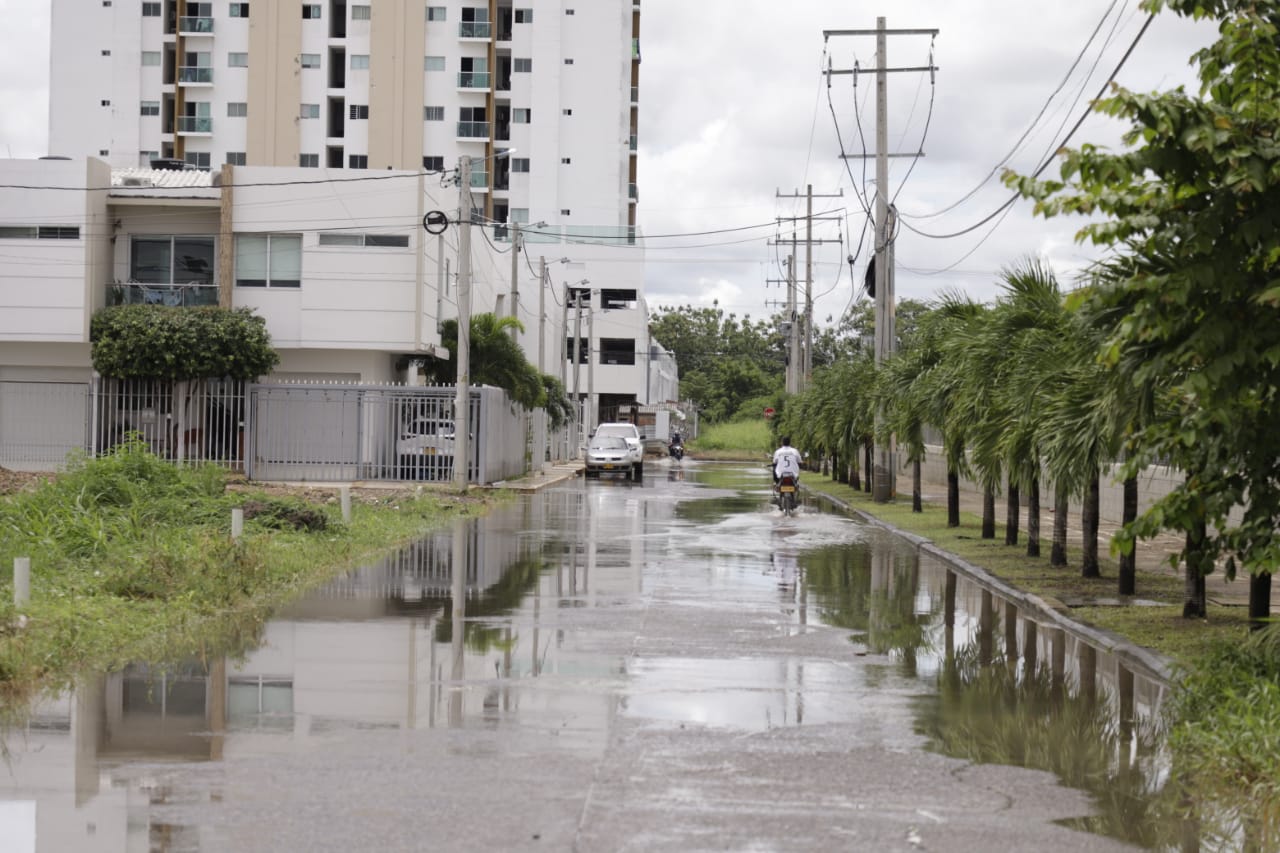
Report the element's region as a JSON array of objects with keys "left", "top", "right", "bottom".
[
  {"left": 509, "top": 222, "right": 522, "bottom": 342},
  {"left": 825, "top": 18, "right": 938, "bottom": 503},
  {"left": 537, "top": 256, "right": 547, "bottom": 373},
  {"left": 453, "top": 154, "right": 474, "bottom": 491},
  {"left": 776, "top": 186, "right": 843, "bottom": 390}
]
